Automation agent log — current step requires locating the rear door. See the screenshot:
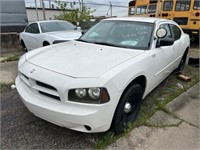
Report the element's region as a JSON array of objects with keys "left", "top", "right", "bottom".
[{"left": 169, "top": 23, "right": 185, "bottom": 66}]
